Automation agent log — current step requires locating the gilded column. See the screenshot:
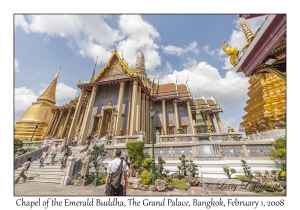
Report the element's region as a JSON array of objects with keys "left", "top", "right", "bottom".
[
  {"left": 49, "top": 112, "right": 60, "bottom": 137},
  {"left": 51, "top": 110, "right": 63, "bottom": 138},
  {"left": 125, "top": 83, "right": 132, "bottom": 135},
  {"left": 162, "top": 100, "right": 167, "bottom": 135},
  {"left": 61, "top": 109, "right": 71, "bottom": 138},
  {"left": 206, "top": 113, "right": 211, "bottom": 126},
  {"left": 45, "top": 111, "right": 57, "bottom": 137},
  {"left": 215, "top": 112, "right": 224, "bottom": 133},
  {"left": 97, "top": 115, "right": 103, "bottom": 138},
  {"left": 135, "top": 86, "right": 142, "bottom": 133},
  {"left": 146, "top": 95, "right": 150, "bottom": 143},
  {"left": 68, "top": 88, "right": 86, "bottom": 144},
  {"left": 116, "top": 81, "right": 126, "bottom": 135},
  {"left": 210, "top": 114, "right": 216, "bottom": 131},
  {"left": 141, "top": 93, "right": 146, "bottom": 132},
  {"left": 130, "top": 80, "right": 138, "bottom": 135},
  {"left": 186, "top": 101, "right": 195, "bottom": 134},
  {"left": 78, "top": 86, "right": 98, "bottom": 145},
  {"left": 173, "top": 102, "right": 180, "bottom": 130},
  {"left": 76, "top": 108, "right": 85, "bottom": 134}
]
